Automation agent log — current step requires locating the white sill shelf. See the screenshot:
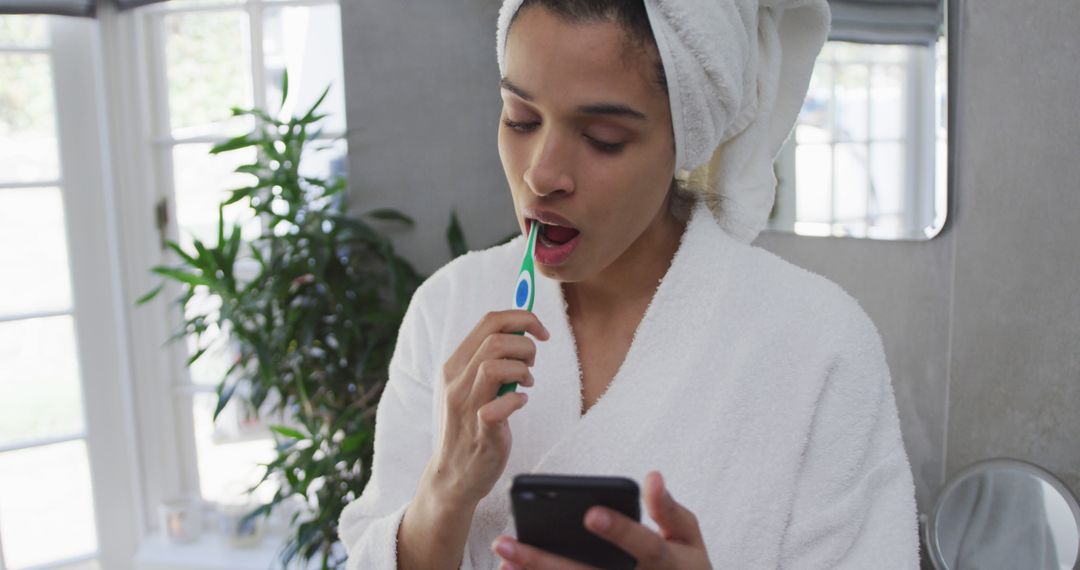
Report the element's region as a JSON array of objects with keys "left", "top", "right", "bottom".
[{"left": 134, "top": 532, "right": 284, "bottom": 570}]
